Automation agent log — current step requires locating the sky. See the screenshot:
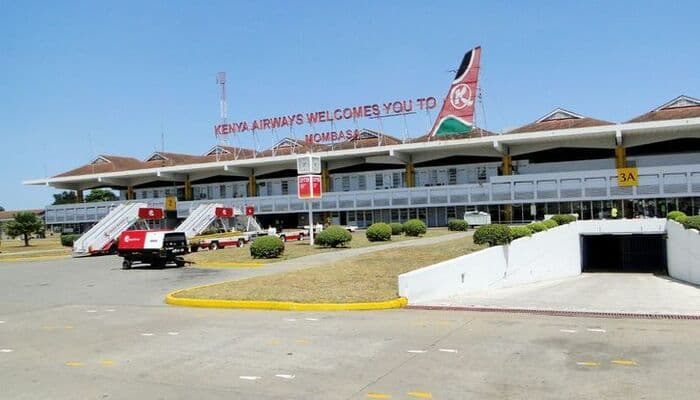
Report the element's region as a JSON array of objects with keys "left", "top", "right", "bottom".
[{"left": 1, "top": 0, "right": 698, "bottom": 210}]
